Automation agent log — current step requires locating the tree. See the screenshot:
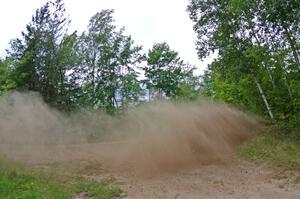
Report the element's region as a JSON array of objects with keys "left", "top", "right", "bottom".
[
  {"left": 78, "top": 10, "right": 143, "bottom": 113},
  {"left": 188, "top": 0, "right": 300, "bottom": 122},
  {"left": 143, "top": 42, "right": 198, "bottom": 100},
  {"left": 55, "top": 31, "right": 81, "bottom": 110},
  {"left": 0, "top": 58, "right": 16, "bottom": 94},
  {"left": 6, "top": 0, "right": 72, "bottom": 108}
]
